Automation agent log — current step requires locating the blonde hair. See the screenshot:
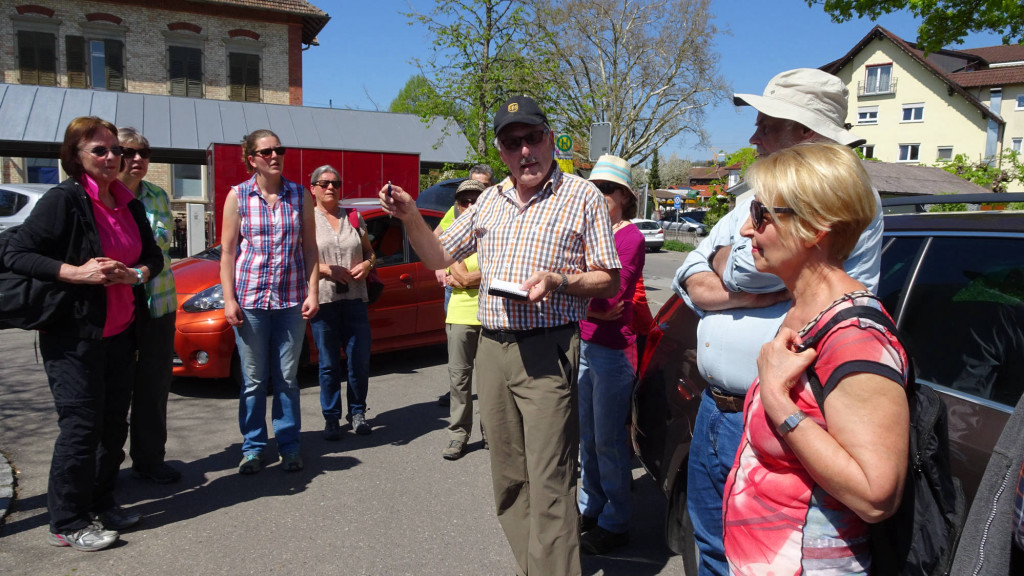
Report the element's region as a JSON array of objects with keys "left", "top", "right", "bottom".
[{"left": 747, "top": 142, "right": 875, "bottom": 261}]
